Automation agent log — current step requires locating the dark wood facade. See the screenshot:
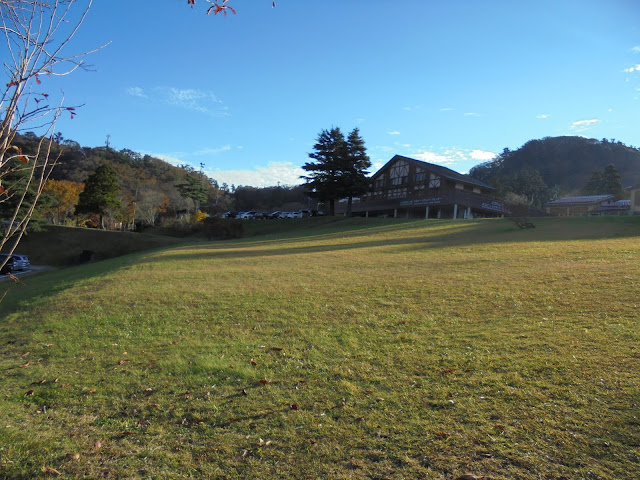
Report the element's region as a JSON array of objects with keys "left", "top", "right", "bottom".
[{"left": 335, "top": 155, "right": 503, "bottom": 218}]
